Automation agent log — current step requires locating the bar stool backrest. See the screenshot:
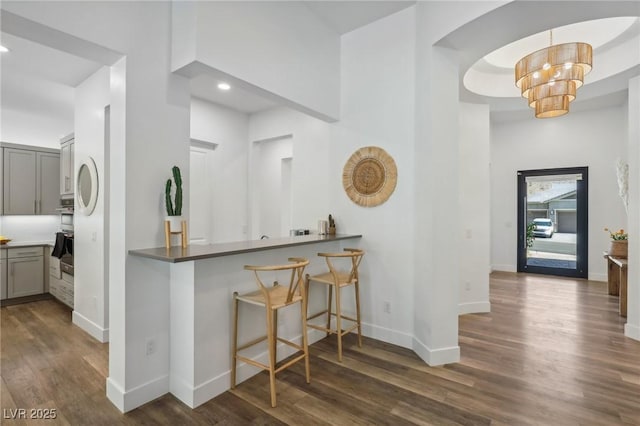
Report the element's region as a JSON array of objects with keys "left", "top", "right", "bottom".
[
  {"left": 244, "top": 257, "right": 310, "bottom": 308},
  {"left": 316, "top": 248, "right": 364, "bottom": 284}
]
